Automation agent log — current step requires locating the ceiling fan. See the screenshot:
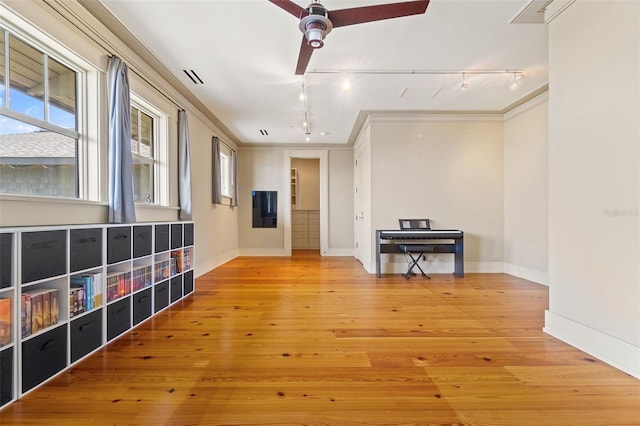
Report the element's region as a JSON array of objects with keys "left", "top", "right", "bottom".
[{"left": 269, "top": 0, "right": 430, "bottom": 75}]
